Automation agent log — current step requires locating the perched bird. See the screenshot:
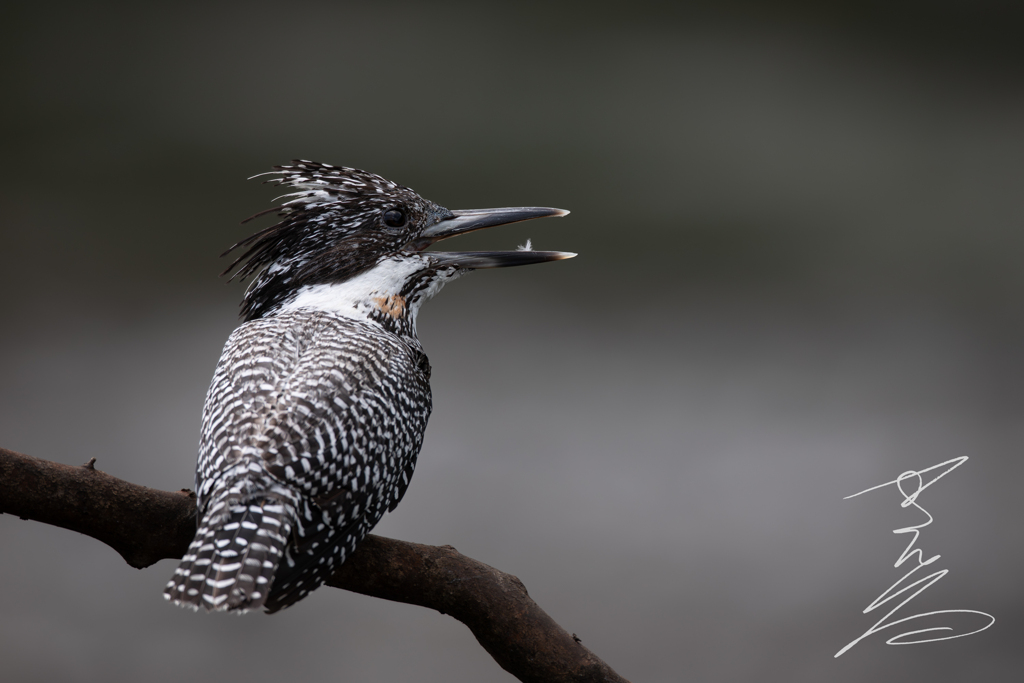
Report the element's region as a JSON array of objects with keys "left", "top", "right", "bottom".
[{"left": 164, "top": 161, "right": 572, "bottom": 613}]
